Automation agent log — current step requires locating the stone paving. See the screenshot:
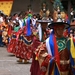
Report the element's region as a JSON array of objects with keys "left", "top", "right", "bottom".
[{"left": 0, "top": 47, "right": 31, "bottom": 75}]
